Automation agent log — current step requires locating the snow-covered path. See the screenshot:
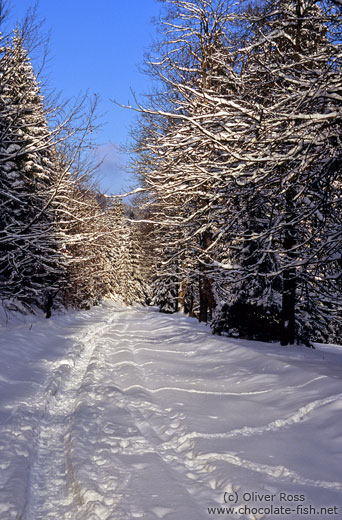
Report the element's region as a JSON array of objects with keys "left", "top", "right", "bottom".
[{"left": 0, "top": 302, "right": 342, "bottom": 519}]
